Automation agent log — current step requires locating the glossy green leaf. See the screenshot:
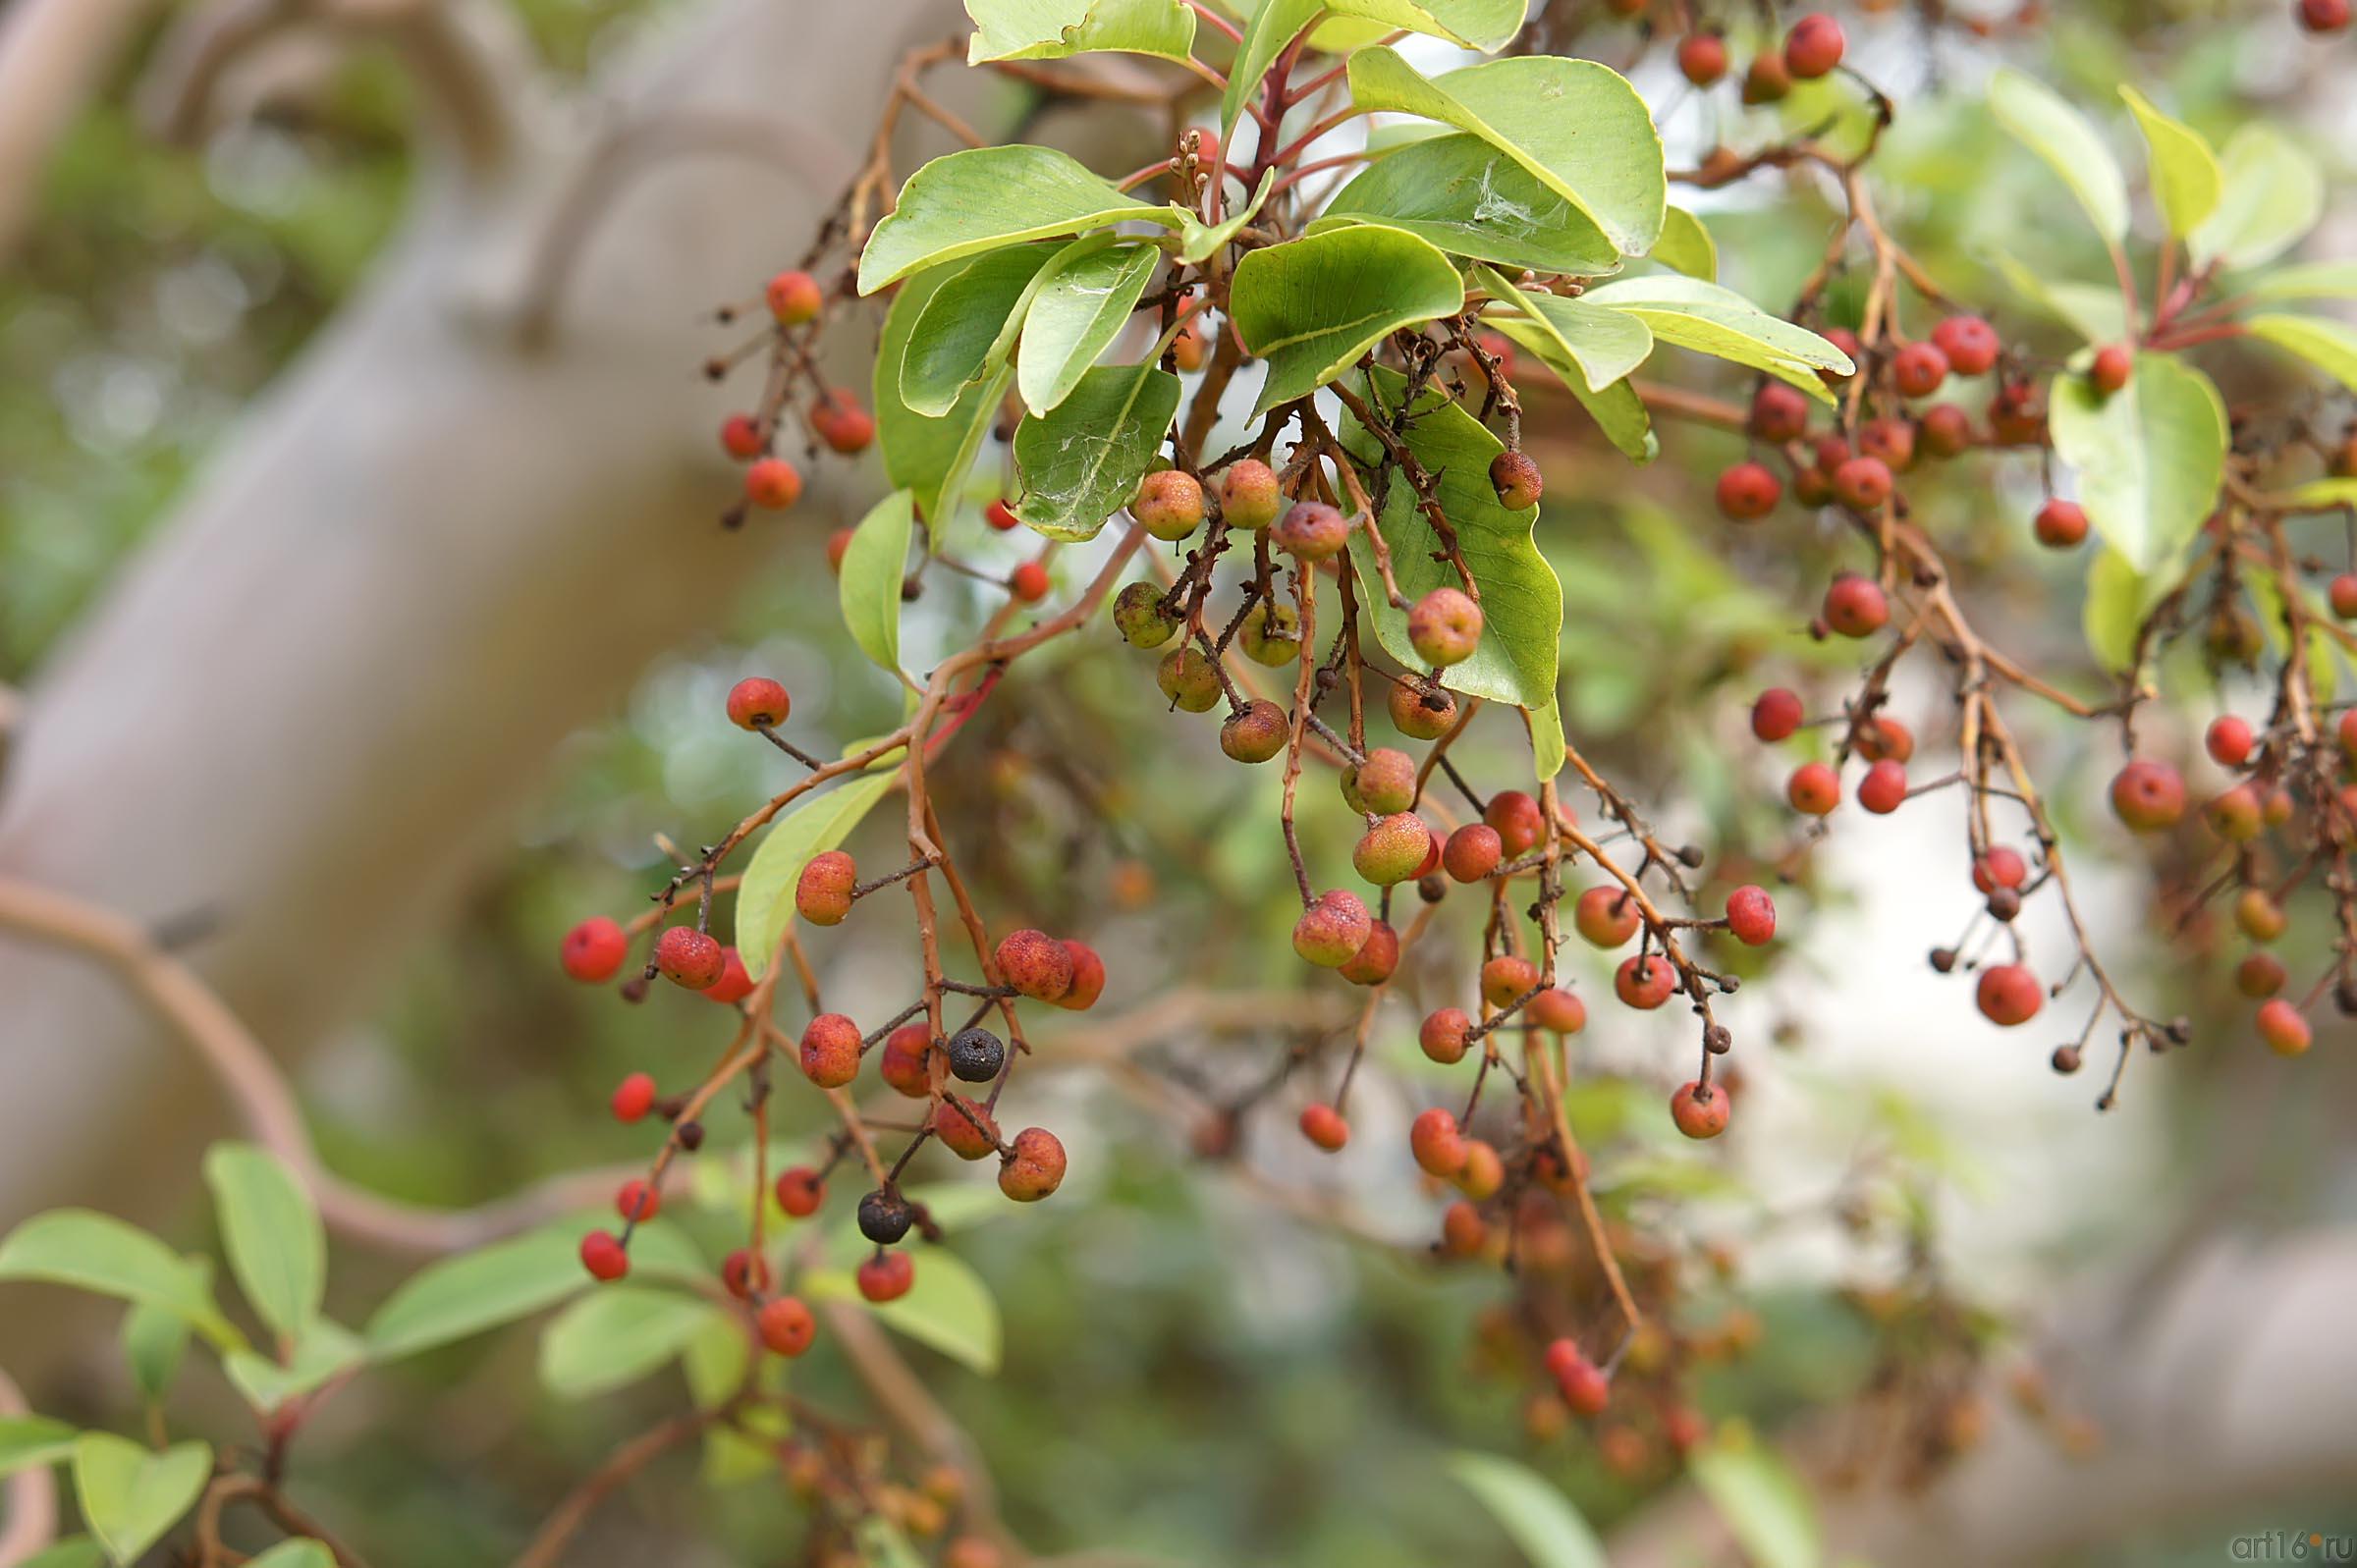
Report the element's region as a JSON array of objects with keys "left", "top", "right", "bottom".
[
  {"left": 1447, "top": 1451, "right": 1607, "bottom": 1568},
  {"left": 809, "top": 1250, "right": 1004, "bottom": 1375},
  {"left": 247, "top": 1543, "right": 336, "bottom": 1568},
  {"left": 1220, "top": 0, "right": 1321, "bottom": 135},
  {"left": 203, "top": 1143, "right": 325, "bottom": 1340},
  {"left": 1524, "top": 699, "right": 1564, "bottom": 783},
  {"left": 1690, "top": 1442, "right": 1822, "bottom": 1568},
  {"left": 2242, "top": 262, "right": 2357, "bottom": 304},
  {"left": 1012, "top": 361, "right": 1181, "bottom": 539},
  {"left": 0, "top": 1415, "right": 78, "bottom": 1478},
  {"left": 2049, "top": 351, "right": 2225, "bottom": 574},
  {"left": 858, "top": 146, "right": 1175, "bottom": 294},
  {"left": 733, "top": 770, "right": 902, "bottom": 980},
  {"left": 1346, "top": 48, "right": 1665, "bottom": 258},
  {"left": 1988, "top": 67, "right": 2128, "bottom": 243},
  {"left": 1485, "top": 315, "right": 1656, "bottom": 461},
  {"left": 2119, "top": 85, "right": 2219, "bottom": 239},
  {"left": 2247, "top": 313, "right": 2357, "bottom": 396},
  {"left": 902, "top": 243, "right": 1060, "bottom": 417},
  {"left": 1229, "top": 224, "right": 1463, "bottom": 415},
  {"left": 2190, "top": 125, "right": 2323, "bottom": 273},
  {"left": 1651, "top": 206, "right": 1717, "bottom": 281},
  {"left": 0, "top": 1211, "right": 240, "bottom": 1351},
  {"left": 1017, "top": 243, "right": 1161, "bottom": 414},
  {"left": 1220, "top": 0, "right": 1526, "bottom": 135},
  {"left": 682, "top": 1308, "right": 753, "bottom": 1410},
  {"left": 876, "top": 265, "right": 1015, "bottom": 533},
  {"left": 1984, "top": 249, "right": 2128, "bottom": 346},
  {"left": 1340, "top": 366, "right": 1562, "bottom": 712},
  {"left": 540, "top": 1287, "right": 721, "bottom": 1399},
  {"left": 1581, "top": 274, "right": 1851, "bottom": 404},
  {"left": 223, "top": 1320, "right": 363, "bottom": 1411},
  {"left": 840, "top": 490, "right": 916, "bottom": 676},
  {"left": 964, "top": 0, "right": 1195, "bottom": 62},
  {"left": 1476, "top": 266, "right": 1651, "bottom": 390},
  {"left": 72, "top": 1435, "right": 211, "bottom": 1567},
  {"left": 1171, "top": 170, "right": 1274, "bottom": 264},
  {"left": 1319, "top": 135, "right": 1619, "bottom": 276},
  {"left": 364, "top": 1216, "right": 705, "bottom": 1360}
]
